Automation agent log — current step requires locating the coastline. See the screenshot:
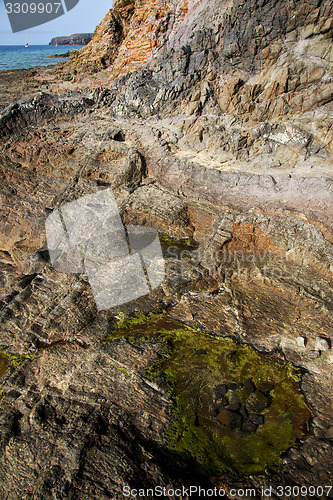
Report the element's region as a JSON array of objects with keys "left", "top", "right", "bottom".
[
  {"left": 0, "top": 45, "right": 82, "bottom": 73},
  {"left": 0, "top": 66, "right": 57, "bottom": 112}
]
